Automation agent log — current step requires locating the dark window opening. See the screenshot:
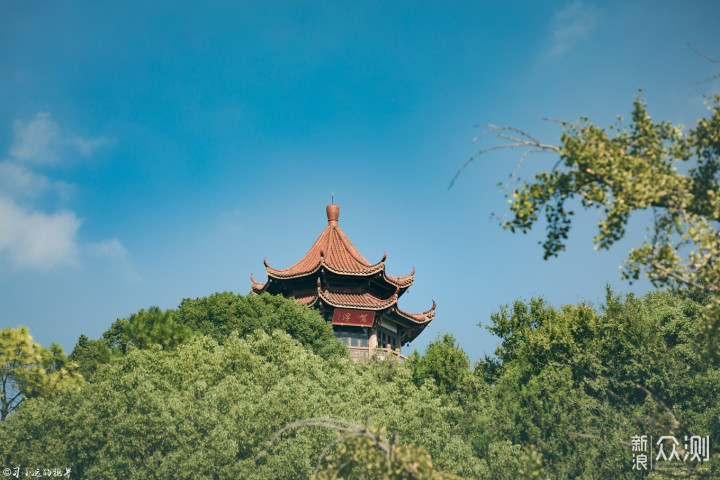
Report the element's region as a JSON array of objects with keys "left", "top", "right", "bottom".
[{"left": 334, "top": 327, "right": 368, "bottom": 347}]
